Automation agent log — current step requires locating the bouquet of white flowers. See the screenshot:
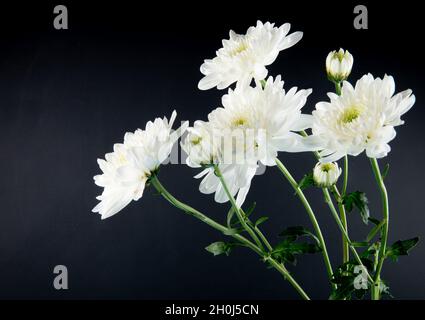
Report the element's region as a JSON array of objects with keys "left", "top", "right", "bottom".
[{"left": 92, "top": 21, "right": 417, "bottom": 300}]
